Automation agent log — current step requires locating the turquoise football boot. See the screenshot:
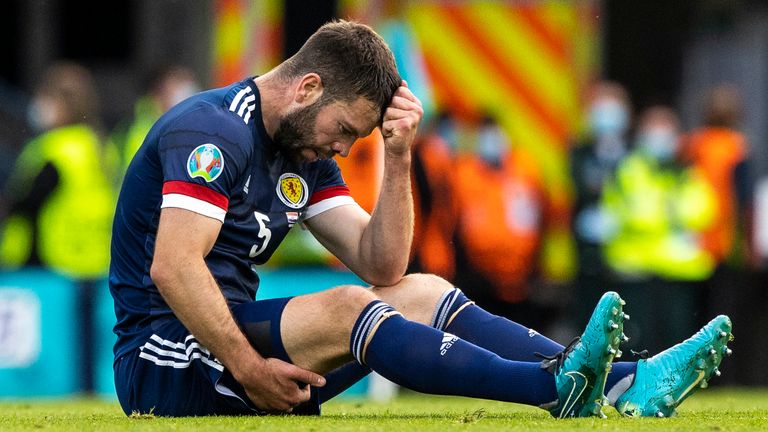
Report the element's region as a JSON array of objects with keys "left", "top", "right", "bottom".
[
  {"left": 615, "top": 315, "right": 733, "bottom": 418},
  {"left": 542, "top": 291, "right": 627, "bottom": 418}
]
